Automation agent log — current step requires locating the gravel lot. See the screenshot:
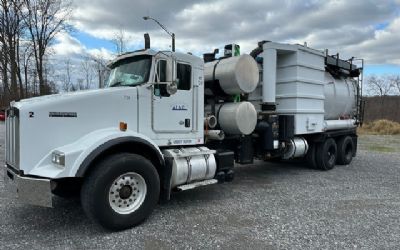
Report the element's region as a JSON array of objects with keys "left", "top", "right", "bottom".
[{"left": 0, "top": 122, "right": 399, "bottom": 249}]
